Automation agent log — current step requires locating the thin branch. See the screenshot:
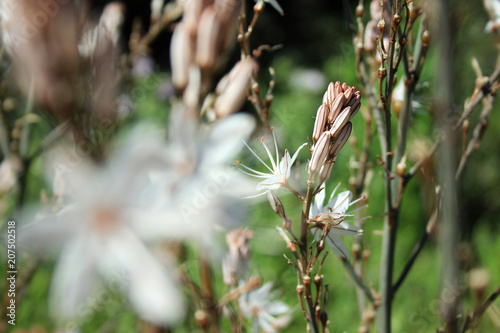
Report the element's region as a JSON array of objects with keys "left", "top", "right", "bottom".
[
  {"left": 393, "top": 209, "right": 437, "bottom": 293},
  {"left": 460, "top": 284, "right": 500, "bottom": 332},
  {"left": 341, "top": 257, "right": 376, "bottom": 304}
]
